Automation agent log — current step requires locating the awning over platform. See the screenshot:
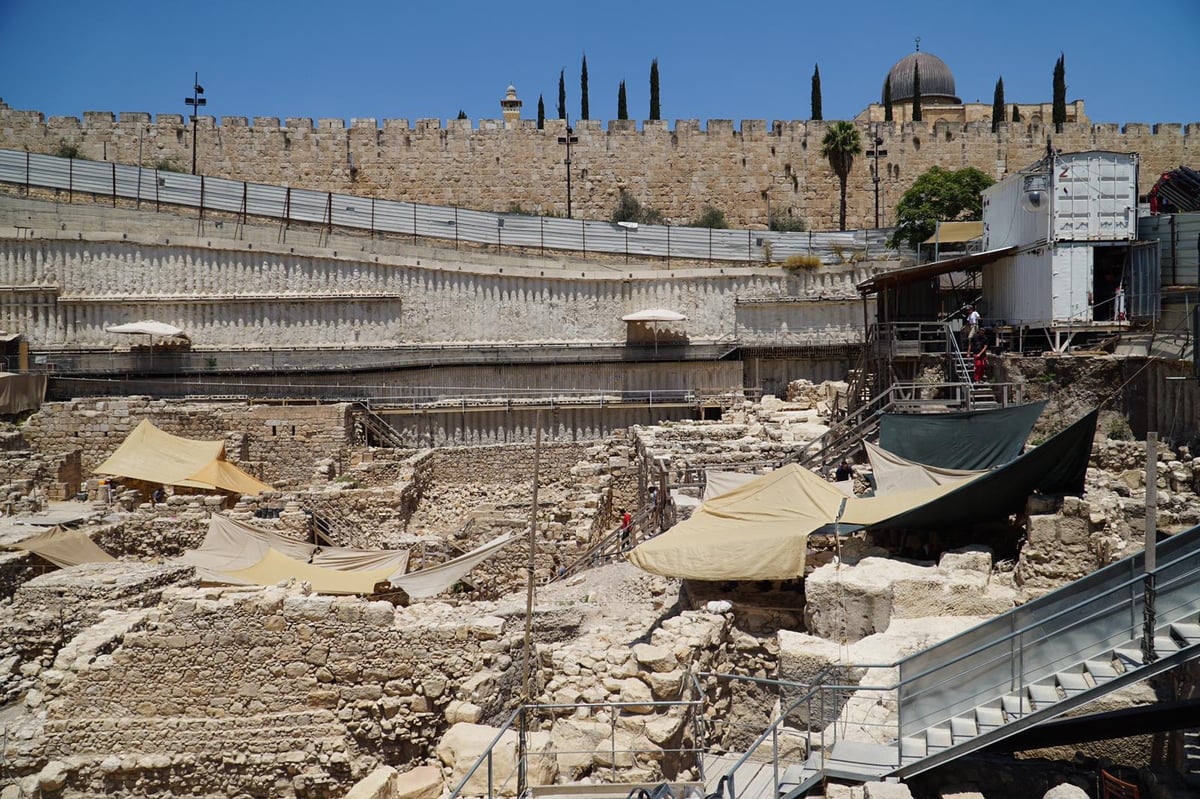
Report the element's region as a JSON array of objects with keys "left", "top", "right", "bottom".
[
  {"left": 105, "top": 321, "right": 189, "bottom": 339},
  {"left": 857, "top": 247, "right": 1017, "bottom": 294},
  {"left": 922, "top": 221, "right": 984, "bottom": 245},
  {"left": 622, "top": 309, "right": 687, "bottom": 322}
]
